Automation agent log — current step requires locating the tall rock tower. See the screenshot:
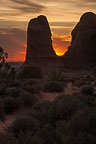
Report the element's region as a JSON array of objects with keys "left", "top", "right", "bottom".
[
  {"left": 64, "top": 12, "right": 96, "bottom": 63},
  {"left": 26, "top": 15, "right": 56, "bottom": 64}
]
